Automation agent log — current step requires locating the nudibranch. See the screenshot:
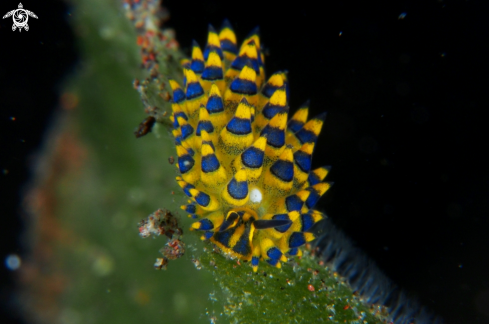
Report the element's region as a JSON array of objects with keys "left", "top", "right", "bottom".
[{"left": 170, "top": 20, "right": 332, "bottom": 271}]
